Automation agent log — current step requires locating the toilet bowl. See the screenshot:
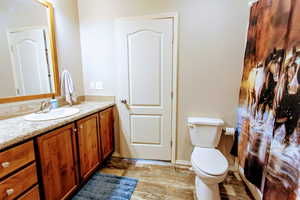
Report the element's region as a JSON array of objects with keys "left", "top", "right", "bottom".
[
  {"left": 187, "top": 117, "right": 229, "bottom": 200},
  {"left": 191, "top": 147, "right": 228, "bottom": 200}
]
